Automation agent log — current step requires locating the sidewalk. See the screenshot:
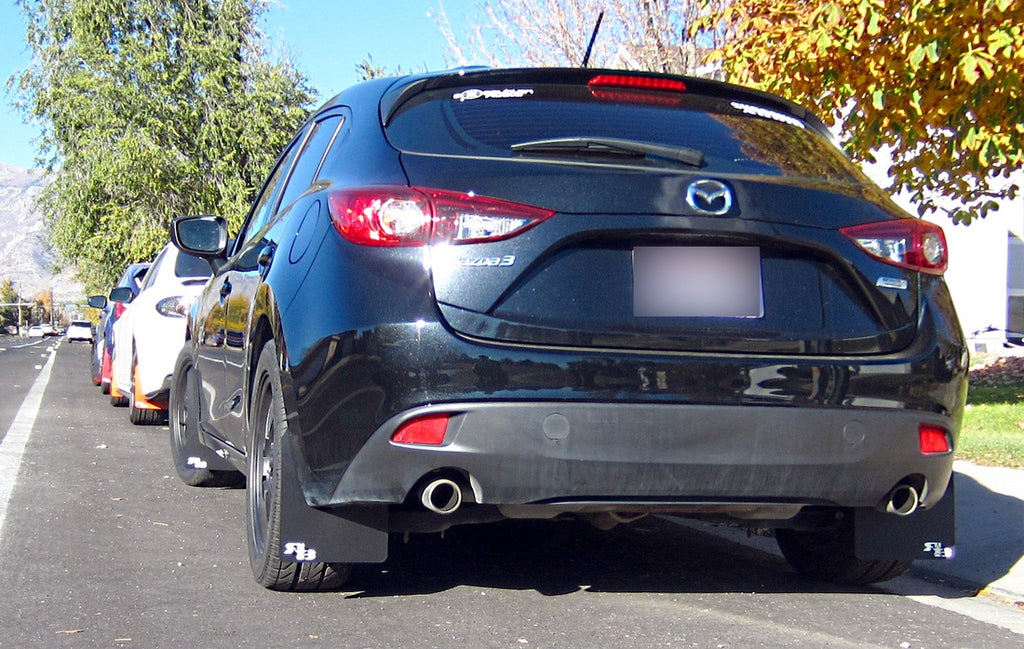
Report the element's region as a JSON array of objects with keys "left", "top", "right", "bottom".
[{"left": 914, "top": 460, "right": 1024, "bottom": 605}]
